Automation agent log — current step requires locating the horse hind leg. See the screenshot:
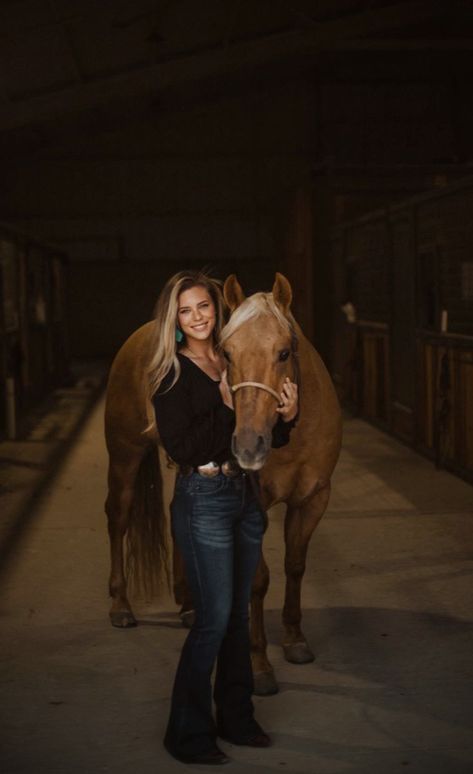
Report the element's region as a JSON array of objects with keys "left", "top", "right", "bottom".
[
  {"left": 105, "top": 453, "right": 144, "bottom": 628},
  {"left": 250, "top": 552, "right": 278, "bottom": 696},
  {"left": 282, "top": 484, "right": 331, "bottom": 664}
]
